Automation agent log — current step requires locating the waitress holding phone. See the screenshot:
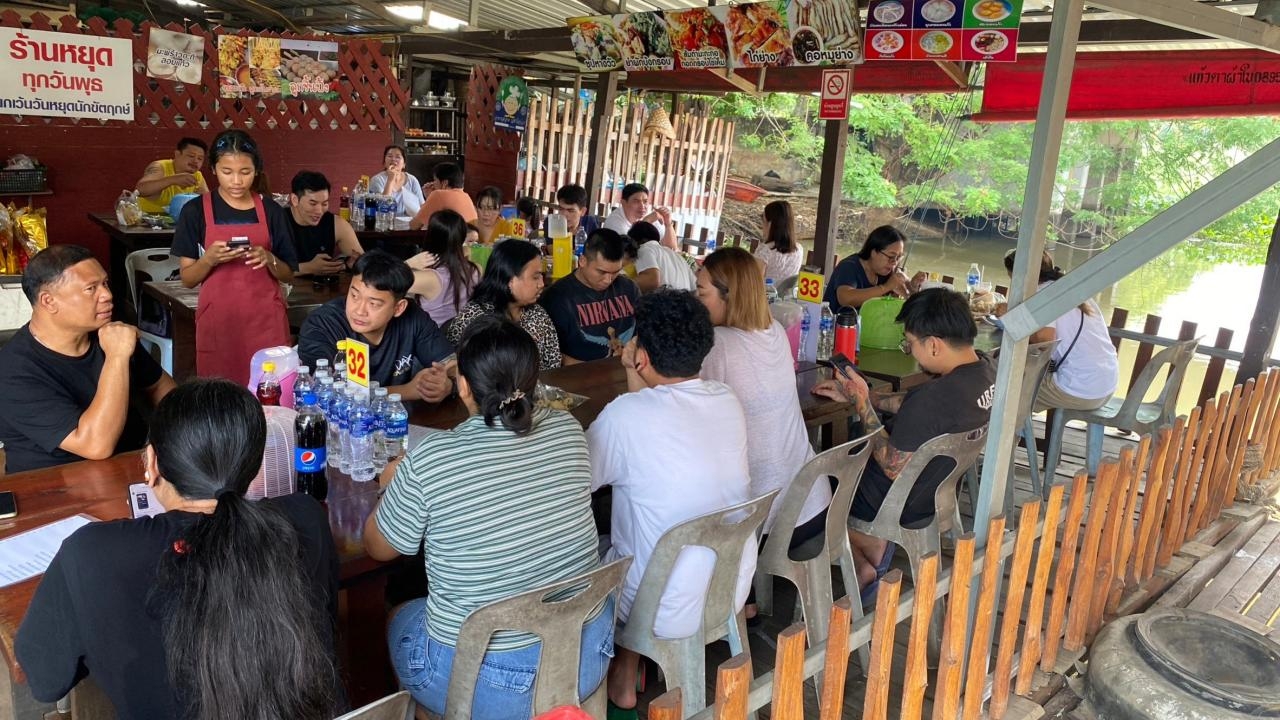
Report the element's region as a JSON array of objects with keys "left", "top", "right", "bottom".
[{"left": 172, "top": 130, "right": 297, "bottom": 385}]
